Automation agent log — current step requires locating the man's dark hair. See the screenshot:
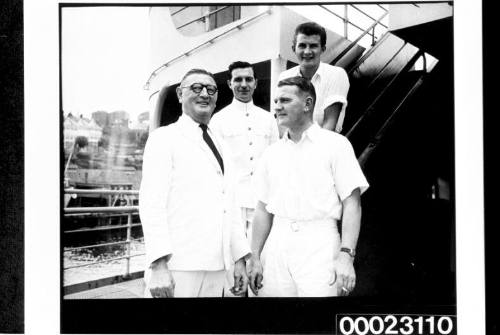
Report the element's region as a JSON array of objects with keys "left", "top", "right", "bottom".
[
  {"left": 293, "top": 22, "right": 327, "bottom": 49},
  {"left": 228, "top": 61, "right": 256, "bottom": 79},
  {"left": 181, "top": 68, "right": 216, "bottom": 83},
  {"left": 277, "top": 76, "right": 316, "bottom": 110}
]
